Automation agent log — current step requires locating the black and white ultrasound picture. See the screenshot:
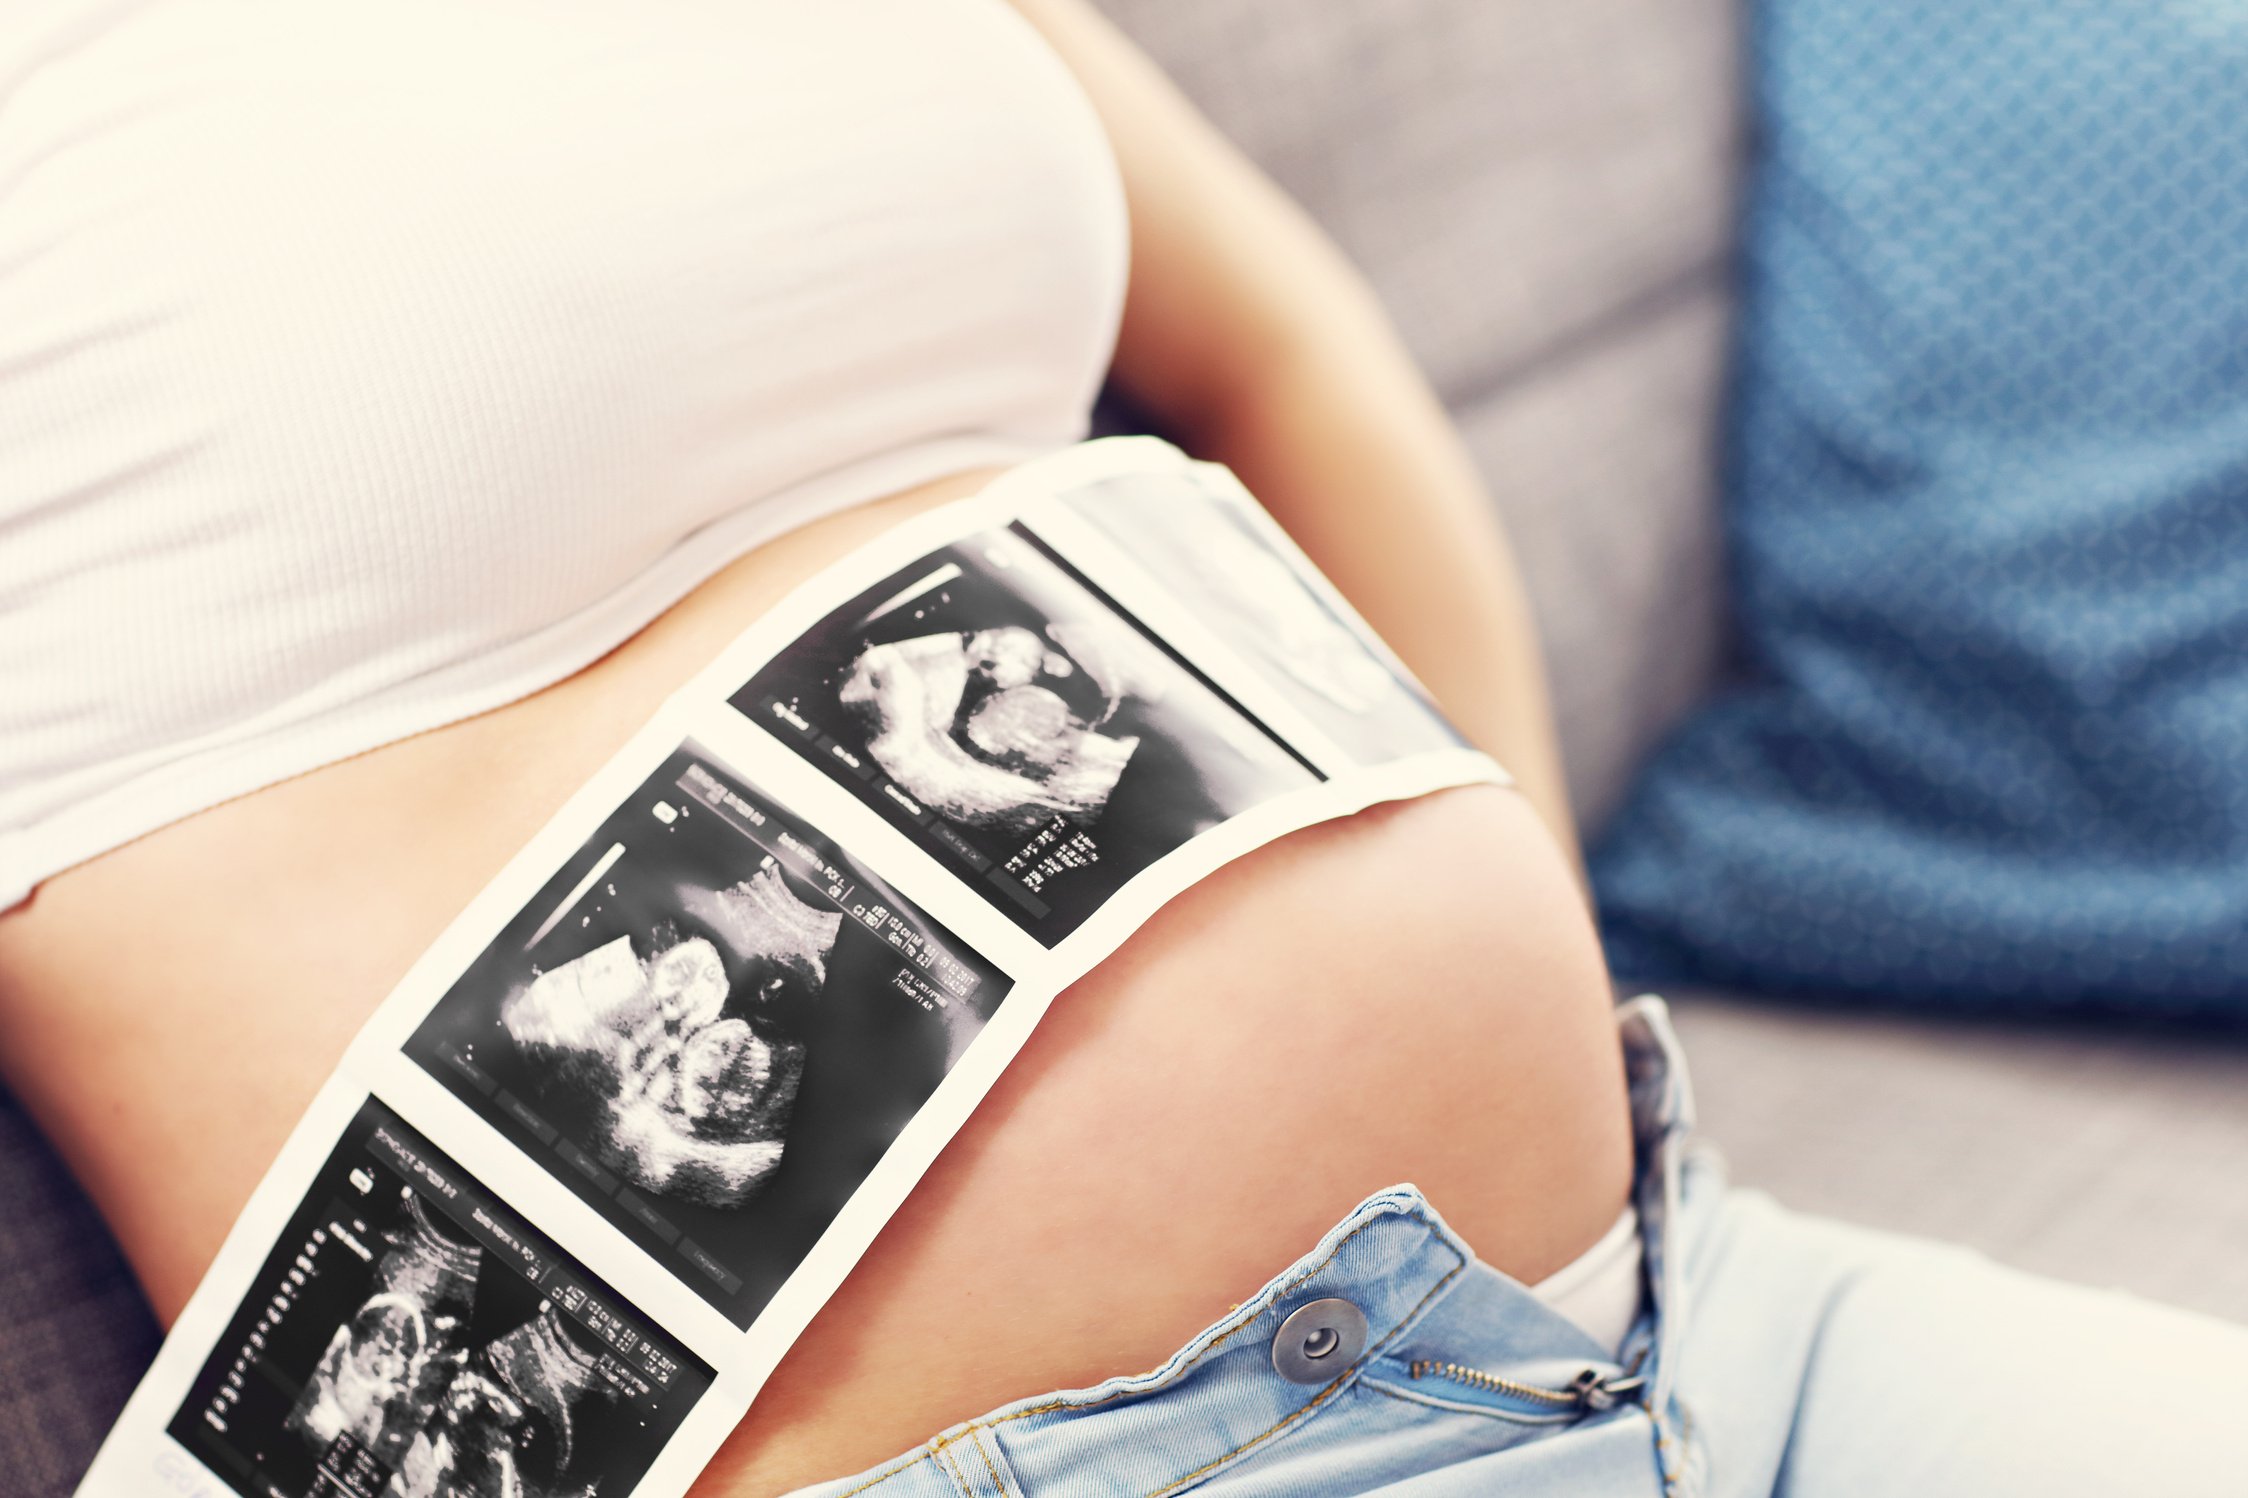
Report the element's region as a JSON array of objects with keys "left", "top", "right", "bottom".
[
  {"left": 1057, "top": 473, "right": 1466, "bottom": 764},
  {"left": 404, "top": 743, "right": 1010, "bottom": 1328},
  {"left": 168, "top": 1100, "right": 712, "bottom": 1498},
  {"left": 729, "top": 524, "right": 1322, "bottom": 944}
]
